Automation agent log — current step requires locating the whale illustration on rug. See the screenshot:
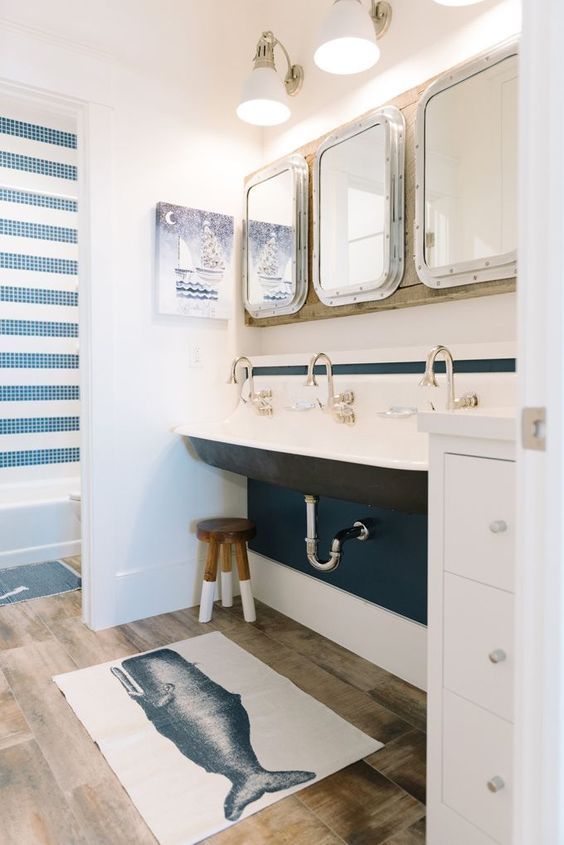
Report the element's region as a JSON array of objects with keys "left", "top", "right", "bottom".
[{"left": 110, "top": 648, "right": 316, "bottom": 821}]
